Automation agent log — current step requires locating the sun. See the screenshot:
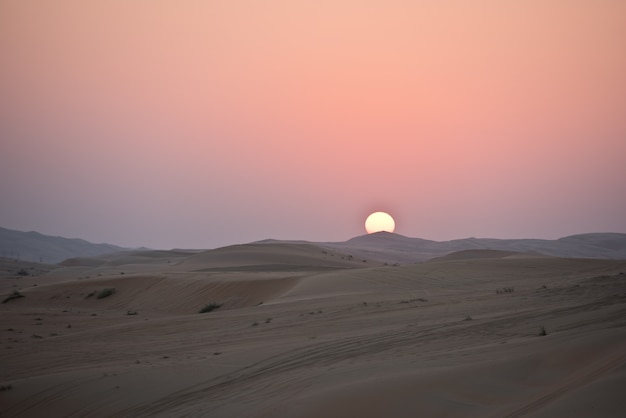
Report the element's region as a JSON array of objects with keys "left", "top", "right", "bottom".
[{"left": 365, "top": 212, "right": 395, "bottom": 234}]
